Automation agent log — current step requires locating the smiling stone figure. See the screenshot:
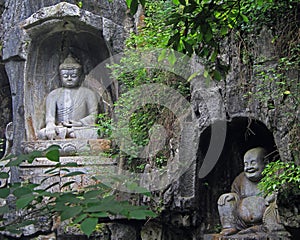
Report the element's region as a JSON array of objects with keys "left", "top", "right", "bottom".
[
  {"left": 38, "top": 55, "right": 98, "bottom": 140},
  {"left": 217, "top": 147, "right": 288, "bottom": 237}
]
